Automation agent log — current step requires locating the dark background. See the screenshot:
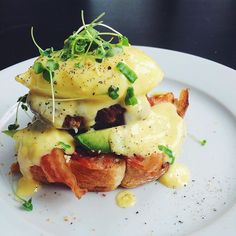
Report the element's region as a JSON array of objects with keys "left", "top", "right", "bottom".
[{"left": 0, "top": 0, "right": 236, "bottom": 70}]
